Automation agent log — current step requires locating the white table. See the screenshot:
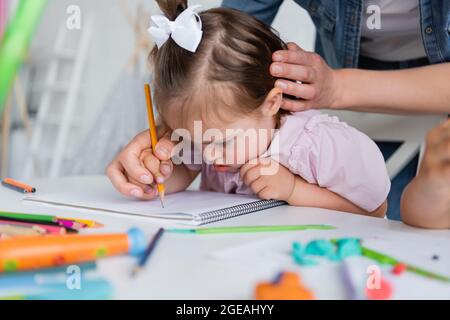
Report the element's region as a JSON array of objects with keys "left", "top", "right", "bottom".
[{"left": 1, "top": 176, "right": 449, "bottom": 300}]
